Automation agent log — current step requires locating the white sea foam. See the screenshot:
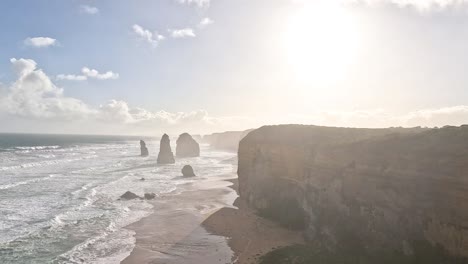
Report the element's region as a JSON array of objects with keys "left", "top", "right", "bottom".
[
  {"left": 0, "top": 174, "right": 56, "bottom": 190},
  {"left": 0, "top": 139, "right": 236, "bottom": 264},
  {"left": 15, "top": 145, "right": 60, "bottom": 150}
]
